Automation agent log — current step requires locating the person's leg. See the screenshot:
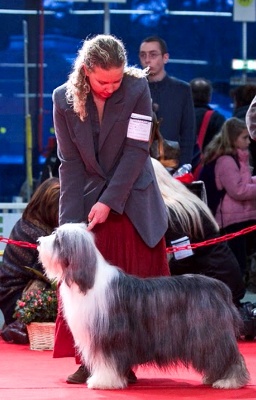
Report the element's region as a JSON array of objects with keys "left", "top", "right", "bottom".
[{"left": 223, "top": 222, "right": 248, "bottom": 276}]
